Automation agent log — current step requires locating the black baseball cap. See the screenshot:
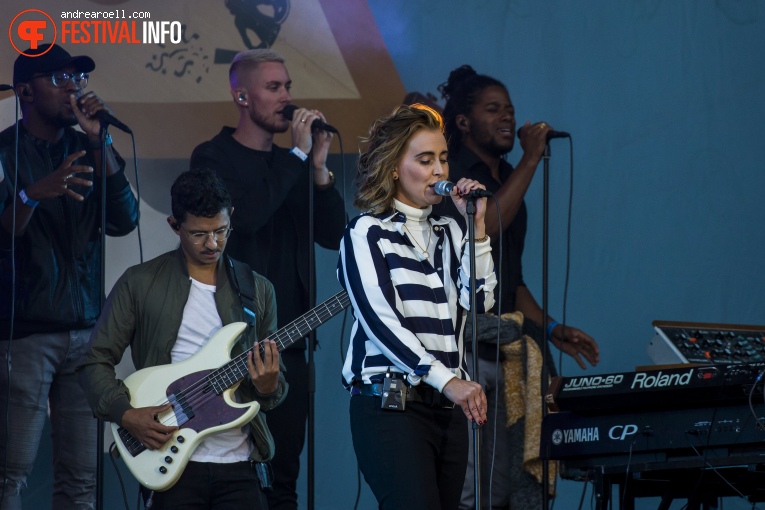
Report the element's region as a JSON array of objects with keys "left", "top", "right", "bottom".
[{"left": 13, "top": 43, "right": 95, "bottom": 86}]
